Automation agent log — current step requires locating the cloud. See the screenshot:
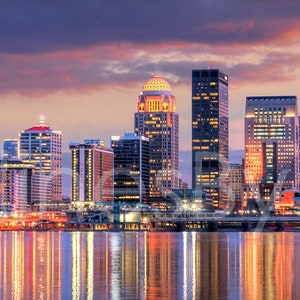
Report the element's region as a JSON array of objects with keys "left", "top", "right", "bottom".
[
  {"left": 1, "top": 1, "right": 300, "bottom": 54},
  {"left": 0, "top": 41, "right": 236, "bottom": 94},
  {"left": 230, "top": 51, "right": 300, "bottom": 85},
  {"left": 2, "top": 37, "right": 300, "bottom": 96},
  {"left": 0, "top": 1, "right": 299, "bottom": 95}
]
